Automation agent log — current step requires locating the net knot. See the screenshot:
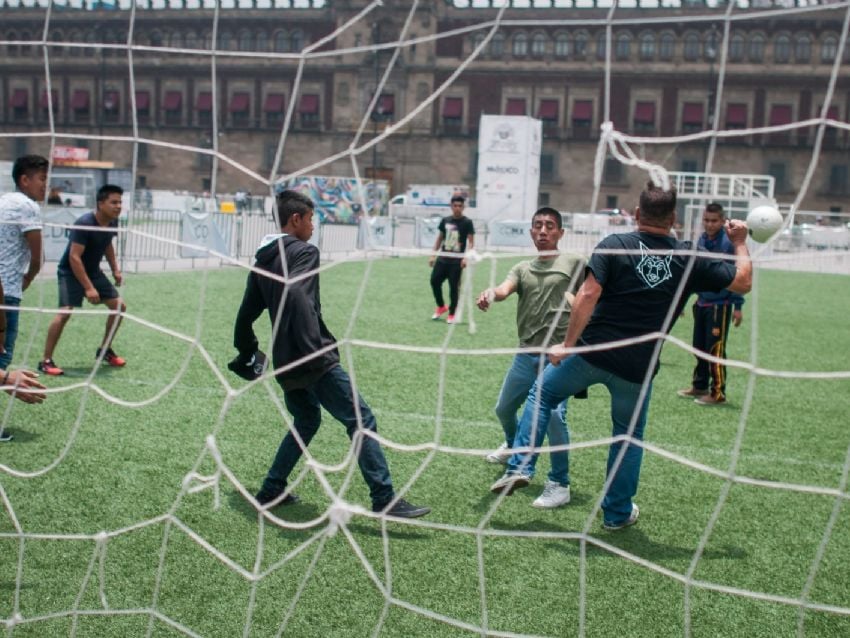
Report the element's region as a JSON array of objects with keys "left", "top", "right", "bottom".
[{"left": 327, "top": 500, "right": 353, "bottom": 537}]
